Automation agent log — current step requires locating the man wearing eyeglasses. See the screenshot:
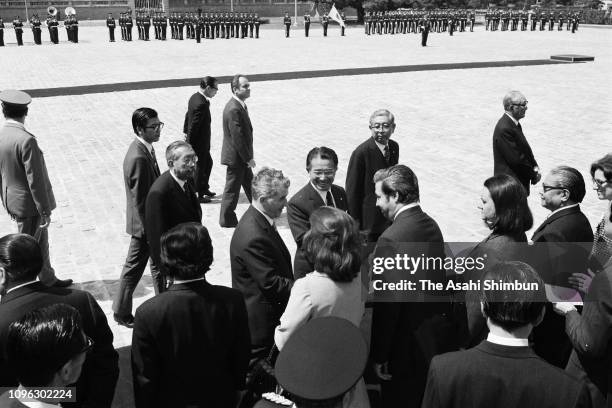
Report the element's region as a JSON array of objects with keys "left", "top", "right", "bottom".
[
  {"left": 346, "top": 109, "right": 399, "bottom": 243},
  {"left": 183, "top": 76, "right": 218, "bottom": 204},
  {"left": 530, "top": 166, "right": 593, "bottom": 369},
  {"left": 493, "top": 90, "right": 541, "bottom": 196}
]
